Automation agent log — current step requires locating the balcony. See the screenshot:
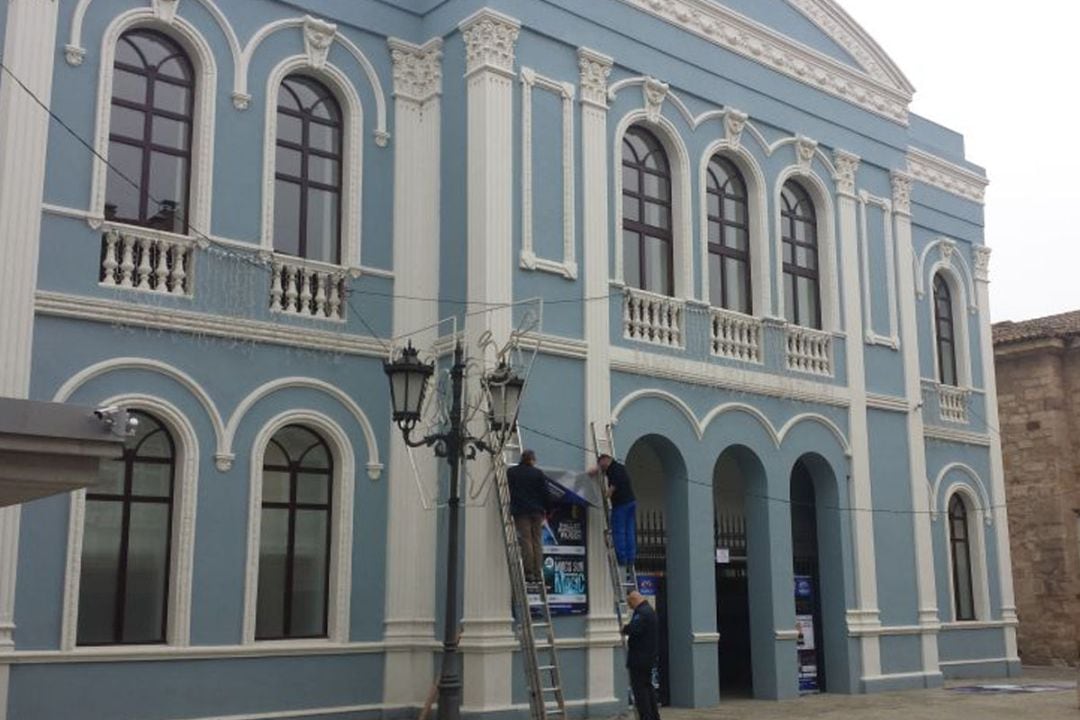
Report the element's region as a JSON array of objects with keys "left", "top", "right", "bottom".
[
  {"left": 270, "top": 256, "right": 347, "bottom": 321},
  {"left": 99, "top": 226, "right": 196, "bottom": 296},
  {"left": 709, "top": 307, "right": 762, "bottom": 364},
  {"left": 785, "top": 325, "right": 833, "bottom": 377},
  {"left": 937, "top": 384, "right": 970, "bottom": 424},
  {"left": 622, "top": 287, "right": 683, "bottom": 348}
]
